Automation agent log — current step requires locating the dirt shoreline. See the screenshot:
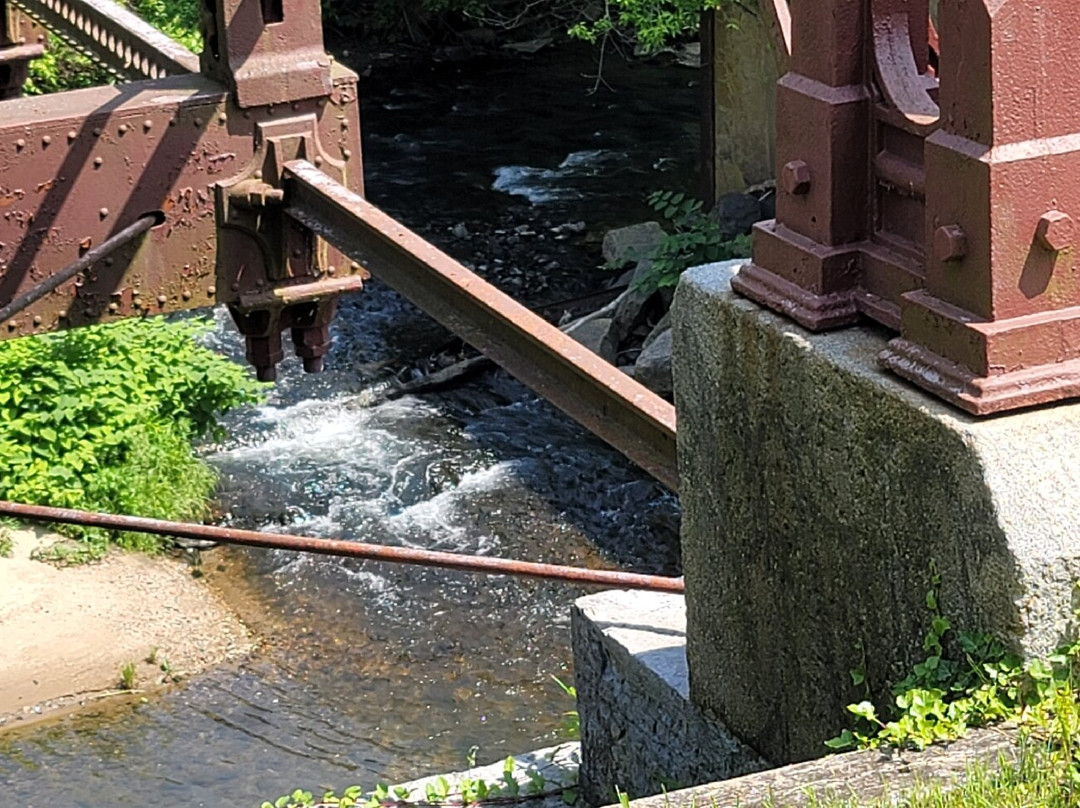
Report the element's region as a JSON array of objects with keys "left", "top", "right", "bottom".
[{"left": 0, "top": 528, "right": 254, "bottom": 730}]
